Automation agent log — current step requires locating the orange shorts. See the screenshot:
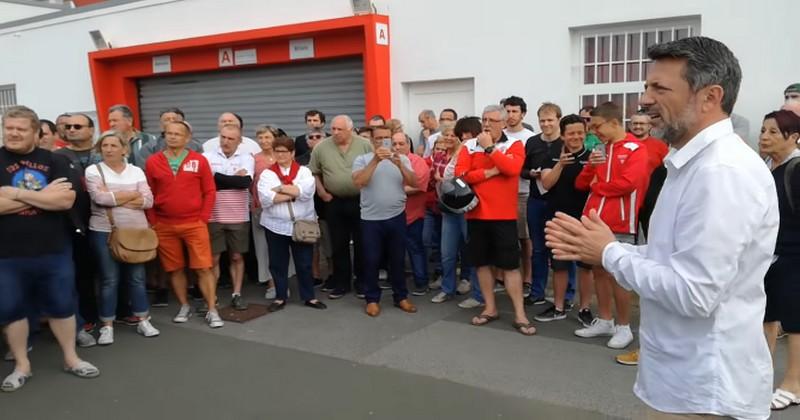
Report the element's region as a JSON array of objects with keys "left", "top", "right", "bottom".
[{"left": 154, "top": 221, "right": 213, "bottom": 272}]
